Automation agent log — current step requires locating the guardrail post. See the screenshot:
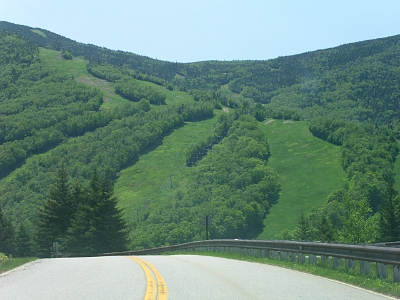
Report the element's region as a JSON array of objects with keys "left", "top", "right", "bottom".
[
  {"left": 393, "top": 265, "right": 400, "bottom": 282},
  {"left": 309, "top": 254, "right": 317, "bottom": 264},
  {"left": 321, "top": 255, "right": 330, "bottom": 265},
  {"left": 289, "top": 252, "right": 296, "bottom": 262},
  {"left": 298, "top": 253, "right": 306, "bottom": 263},
  {"left": 333, "top": 257, "right": 342, "bottom": 269},
  {"left": 345, "top": 259, "right": 355, "bottom": 270},
  {"left": 264, "top": 250, "right": 271, "bottom": 258},
  {"left": 376, "top": 263, "right": 388, "bottom": 279},
  {"left": 272, "top": 250, "right": 279, "bottom": 259},
  {"left": 280, "top": 251, "right": 287, "bottom": 260},
  {"left": 359, "top": 260, "right": 370, "bottom": 275}
]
